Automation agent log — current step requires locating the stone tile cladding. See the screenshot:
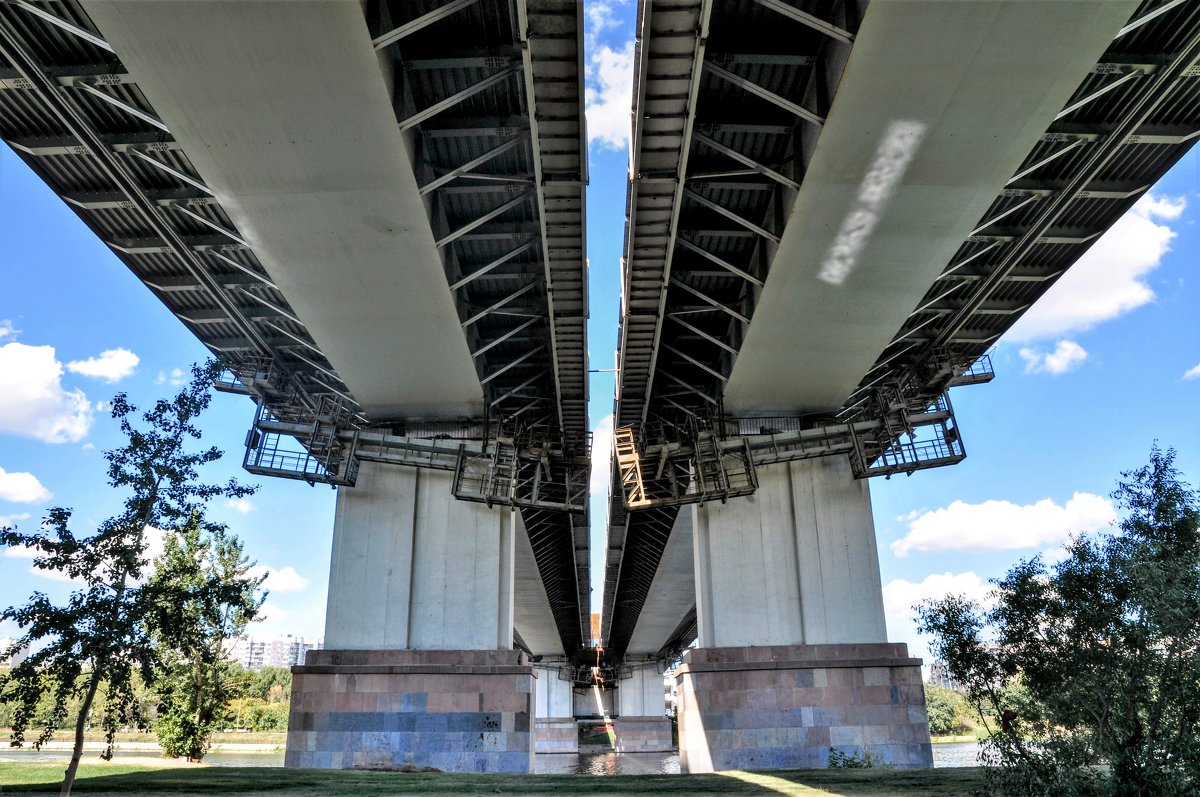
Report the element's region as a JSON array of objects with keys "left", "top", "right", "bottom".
[
  {"left": 285, "top": 649, "right": 534, "bottom": 772},
  {"left": 676, "top": 643, "right": 933, "bottom": 772},
  {"left": 534, "top": 718, "right": 578, "bottom": 753},
  {"left": 613, "top": 717, "right": 674, "bottom": 753}
]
